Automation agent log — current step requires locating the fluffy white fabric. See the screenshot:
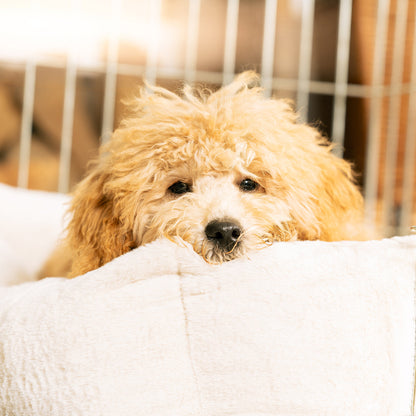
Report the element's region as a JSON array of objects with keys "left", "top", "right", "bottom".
[
  {"left": 0, "top": 184, "right": 415, "bottom": 416},
  {"left": 0, "top": 183, "right": 69, "bottom": 283}
]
